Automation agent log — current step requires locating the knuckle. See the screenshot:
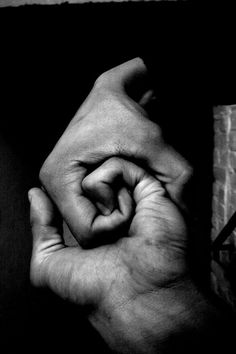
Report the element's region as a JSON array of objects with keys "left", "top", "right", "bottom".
[
  {"left": 183, "top": 163, "right": 193, "bottom": 181},
  {"left": 105, "top": 156, "right": 122, "bottom": 170},
  {"left": 178, "top": 161, "right": 193, "bottom": 185},
  {"left": 39, "top": 162, "right": 49, "bottom": 185},
  {"left": 147, "top": 121, "right": 162, "bottom": 140},
  {"left": 136, "top": 120, "right": 162, "bottom": 147},
  {"left": 94, "top": 71, "right": 110, "bottom": 88},
  {"left": 39, "top": 158, "right": 55, "bottom": 189},
  {"left": 82, "top": 173, "right": 102, "bottom": 194},
  {"left": 81, "top": 175, "right": 94, "bottom": 192}
]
